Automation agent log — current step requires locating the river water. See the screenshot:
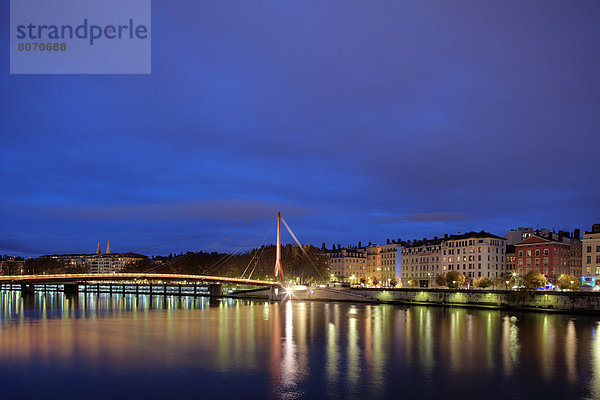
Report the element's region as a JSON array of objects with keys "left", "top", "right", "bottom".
[{"left": 0, "top": 291, "right": 599, "bottom": 399}]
